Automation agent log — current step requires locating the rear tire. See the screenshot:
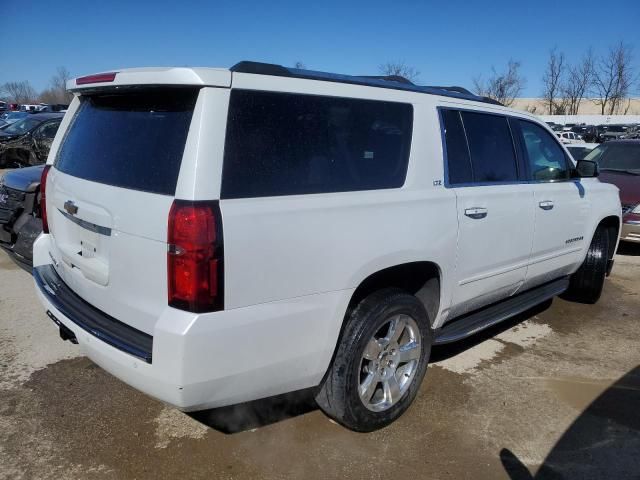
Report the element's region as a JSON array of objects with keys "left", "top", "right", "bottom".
[
  {"left": 563, "top": 227, "right": 609, "bottom": 304},
  {"left": 316, "top": 288, "right": 432, "bottom": 432}
]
